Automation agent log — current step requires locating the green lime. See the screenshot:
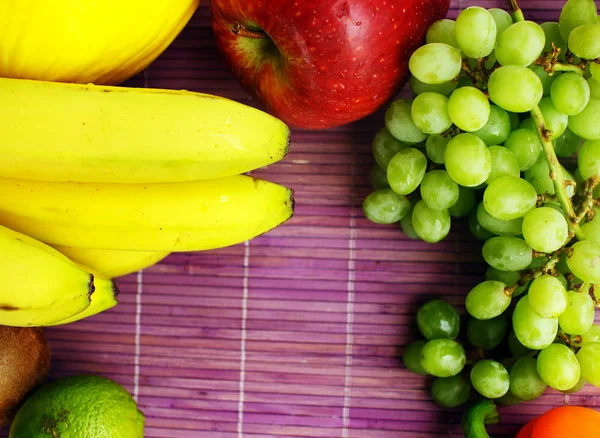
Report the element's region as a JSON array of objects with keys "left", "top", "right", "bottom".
[{"left": 9, "top": 374, "right": 144, "bottom": 438}]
